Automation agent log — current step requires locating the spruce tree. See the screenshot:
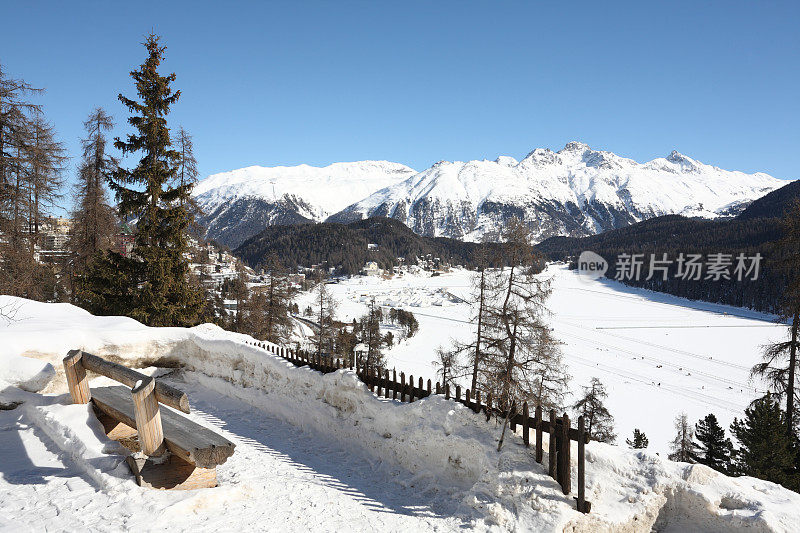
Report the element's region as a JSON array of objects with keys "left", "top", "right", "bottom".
[
  {"left": 104, "top": 34, "right": 202, "bottom": 326},
  {"left": 693, "top": 413, "right": 733, "bottom": 474},
  {"left": 572, "top": 377, "right": 616, "bottom": 443},
  {"left": 626, "top": 428, "right": 649, "bottom": 449},
  {"left": 730, "top": 395, "right": 797, "bottom": 489}
]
